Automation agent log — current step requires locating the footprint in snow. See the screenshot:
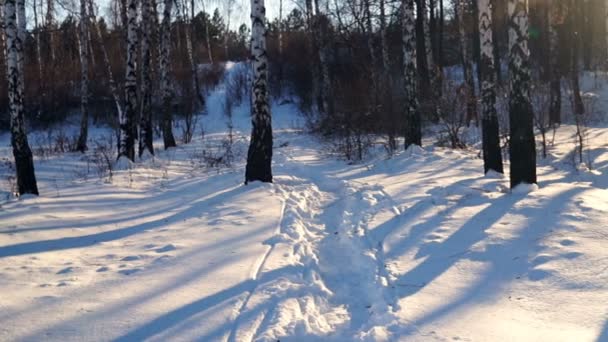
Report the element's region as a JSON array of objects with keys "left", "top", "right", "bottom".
[
  {"left": 118, "top": 268, "right": 142, "bottom": 276},
  {"left": 120, "top": 255, "right": 141, "bottom": 261},
  {"left": 56, "top": 267, "right": 75, "bottom": 274},
  {"left": 96, "top": 266, "right": 110, "bottom": 272},
  {"left": 560, "top": 239, "right": 576, "bottom": 246},
  {"left": 154, "top": 244, "right": 177, "bottom": 253}
]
